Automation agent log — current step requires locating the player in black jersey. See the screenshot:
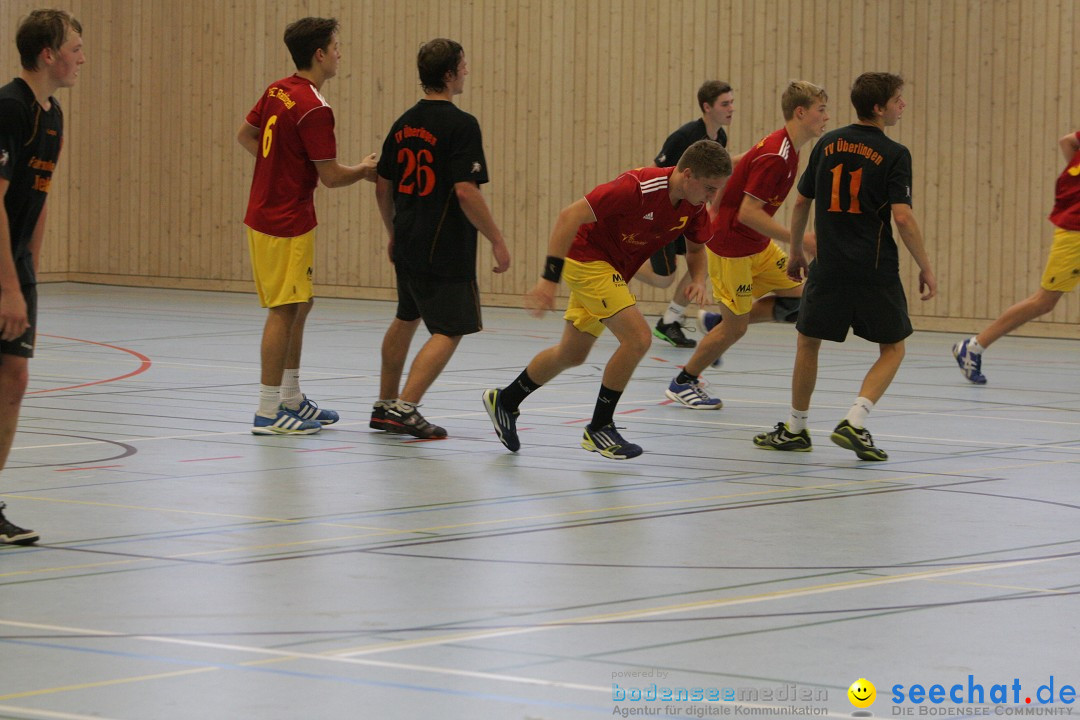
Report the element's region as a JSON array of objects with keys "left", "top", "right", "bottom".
[
  {"left": 638, "top": 81, "right": 735, "bottom": 348},
  {"left": 0, "top": 9, "right": 84, "bottom": 545},
  {"left": 373, "top": 38, "right": 510, "bottom": 440},
  {"left": 753, "top": 72, "right": 937, "bottom": 461}
]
